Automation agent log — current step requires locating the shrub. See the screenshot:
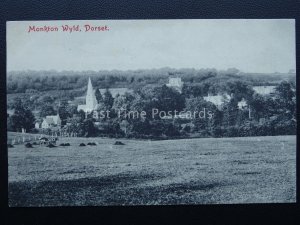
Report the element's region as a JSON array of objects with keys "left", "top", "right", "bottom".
[
  {"left": 46, "top": 143, "right": 56, "bottom": 148},
  {"left": 60, "top": 143, "right": 71, "bottom": 146},
  {"left": 114, "top": 141, "right": 125, "bottom": 145},
  {"left": 25, "top": 143, "right": 33, "bottom": 148},
  {"left": 87, "top": 142, "right": 97, "bottom": 146}
]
